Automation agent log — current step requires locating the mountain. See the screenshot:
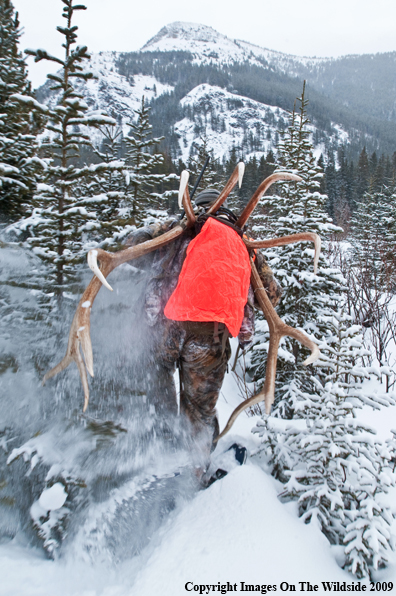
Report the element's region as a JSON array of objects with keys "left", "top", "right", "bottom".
[
  {"left": 36, "top": 22, "right": 396, "bottom": 163},
  {"left": 142, "top": 22, "right": 329, "bottom": 72},
  {"left": 142, "top": 22, "right": 396, "bottom": 136}
]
